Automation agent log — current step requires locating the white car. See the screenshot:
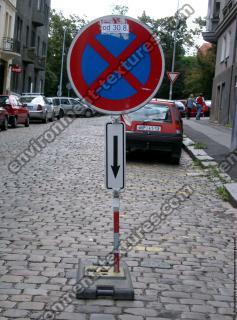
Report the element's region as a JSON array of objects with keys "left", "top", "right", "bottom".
[{"left": 20, "top": 94, "right": 54, "bottom": 123}]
